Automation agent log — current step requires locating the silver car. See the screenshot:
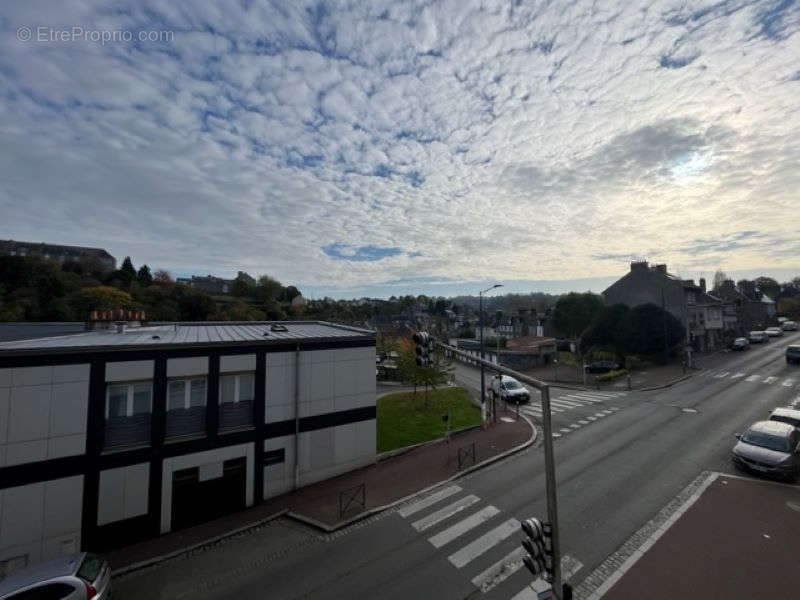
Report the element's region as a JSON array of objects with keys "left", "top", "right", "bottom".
[
  {"left": 0, "top": 553, "right": 111, "bottom": 600},
  {"left": 732, "top": 420, "right": 800, "bottom": 480}
]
